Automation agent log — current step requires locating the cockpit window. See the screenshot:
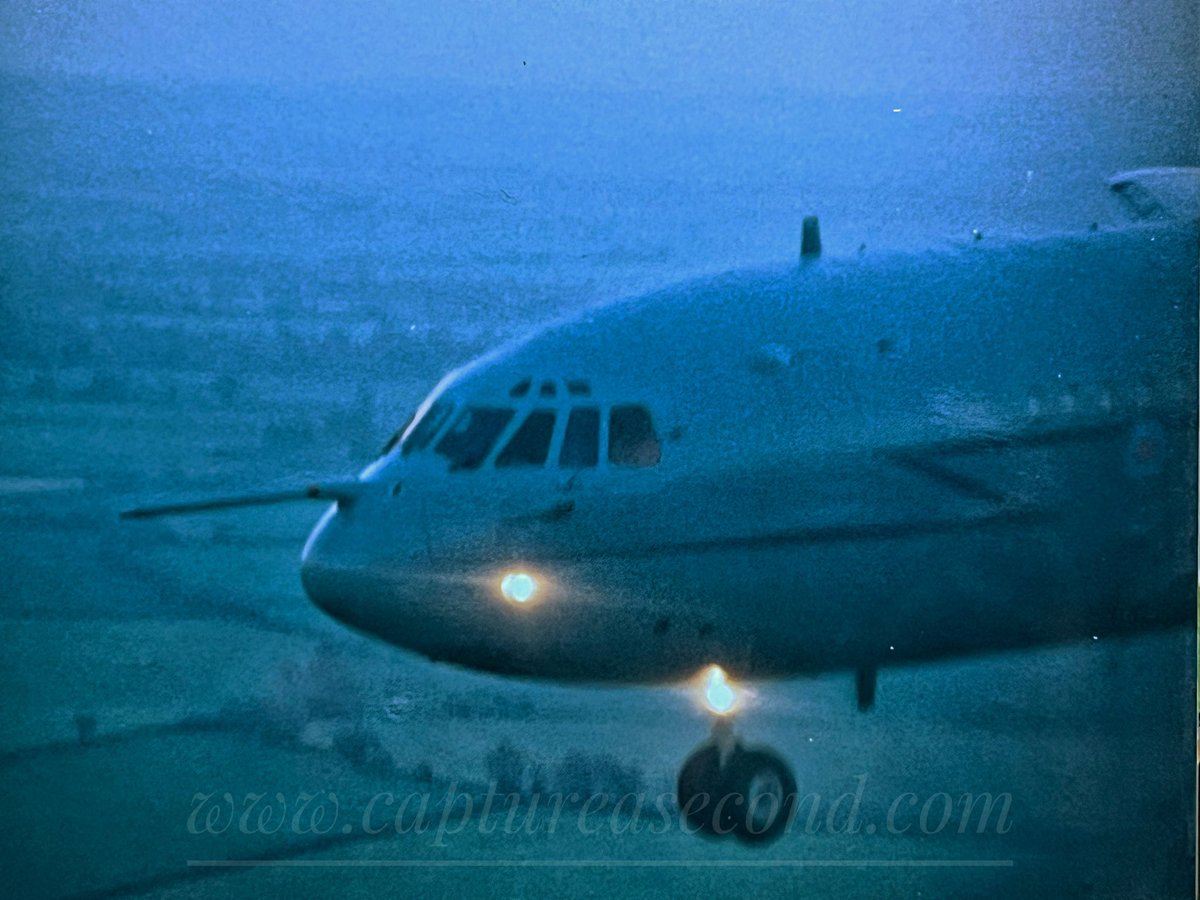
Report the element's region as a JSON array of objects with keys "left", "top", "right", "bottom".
[
  {"left": 435, "top": 407, "right": 514, "bottom": 470},
  {"left": 400, "top": 402, "right": 453, "bottom": 456},
  {"left": 609, "top": 405, "right": 661, "bottom": 467},
  {"left": 380, "top": 413, "right": 414, "bottom": 456},
  {"left": 559, "top": 407, "right": 599, "bottom": 468},
  {"left": 496, "top": 410, "right": 556, "bottom": 468}
]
